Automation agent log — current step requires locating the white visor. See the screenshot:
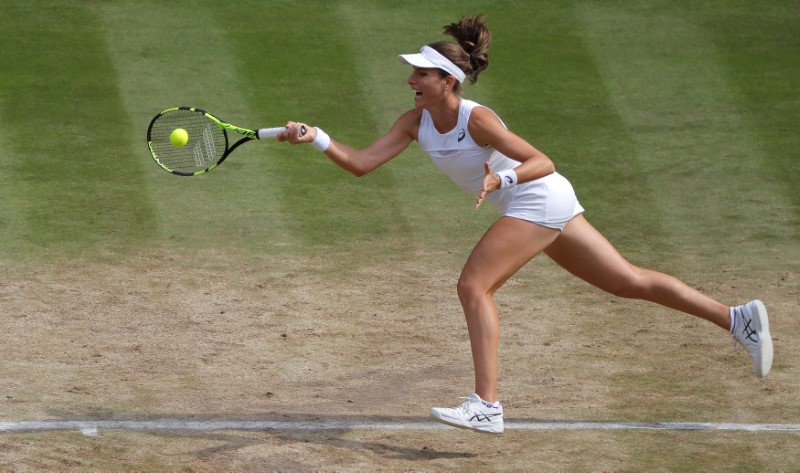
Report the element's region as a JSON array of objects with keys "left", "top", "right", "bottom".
[{"left": 398, "top": 45, "right": 466, "bottom": 83}]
